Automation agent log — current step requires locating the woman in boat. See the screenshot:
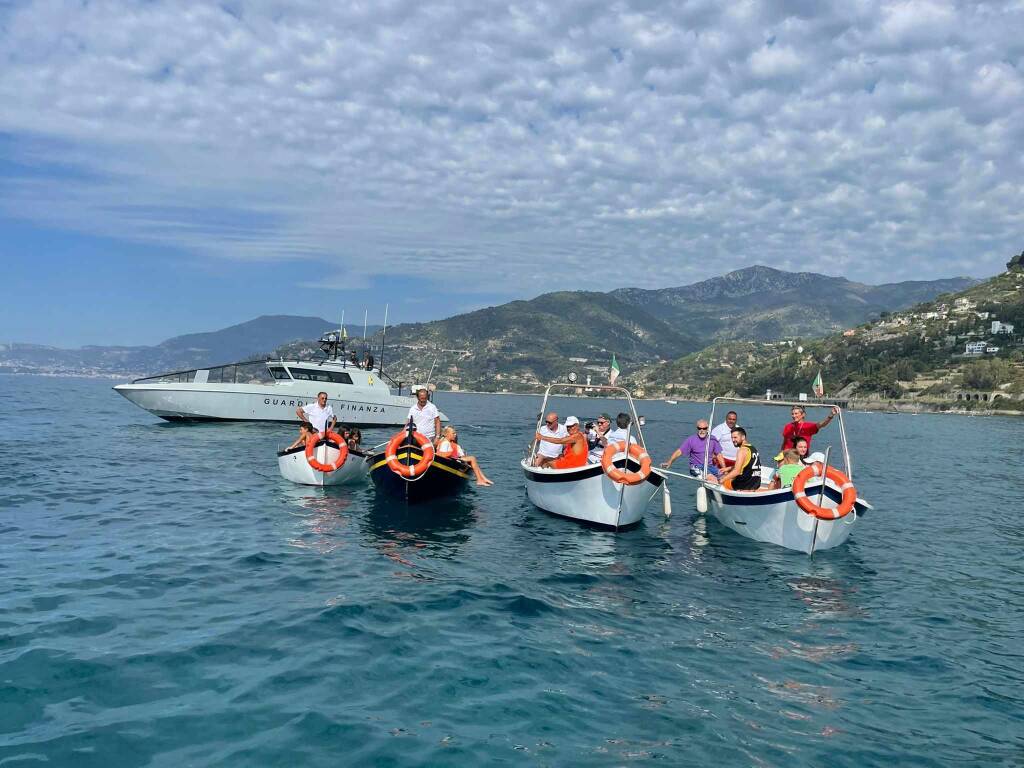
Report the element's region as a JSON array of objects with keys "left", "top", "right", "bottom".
[
  {"left": 347, "top": 427, "right": 362, "bottom": 451},
  {"left": 718, "top": 427, "right": 764, "bottom": 491},
  {"left": 535, "top": 416, "right": 589, "bottom": 470},
  {"left": 437, "top": 426, "right": 493, "bottom": 486}
]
